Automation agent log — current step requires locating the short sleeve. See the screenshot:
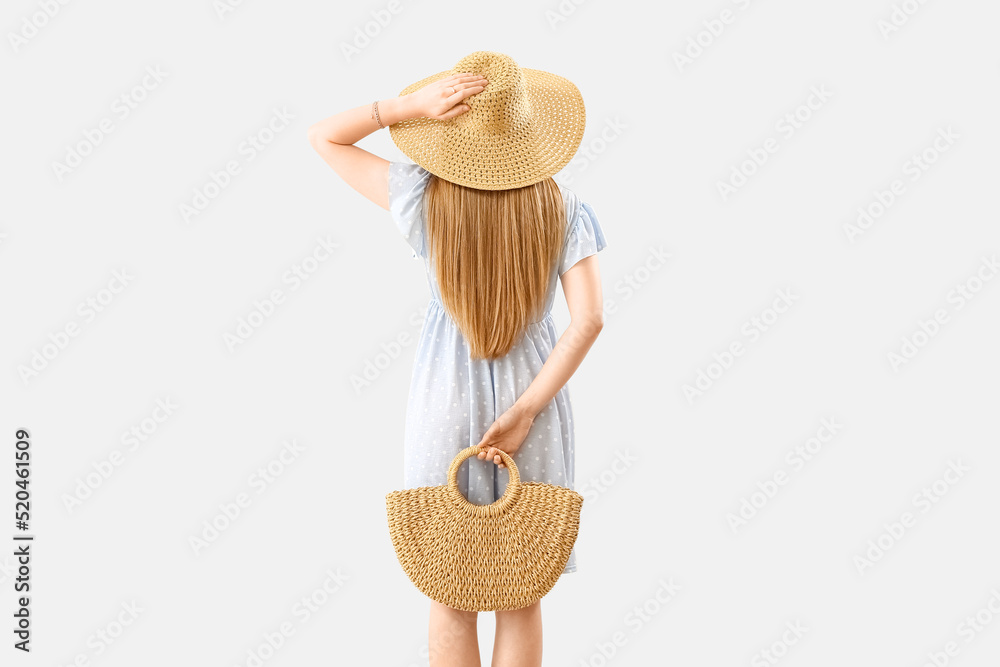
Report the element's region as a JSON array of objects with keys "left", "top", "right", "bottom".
[
  {"left": 558, "top": 198, "right": 608, "bottom": 276},
  {"left": 388, "top": 161, "right": 433, "bottom": 259}
]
